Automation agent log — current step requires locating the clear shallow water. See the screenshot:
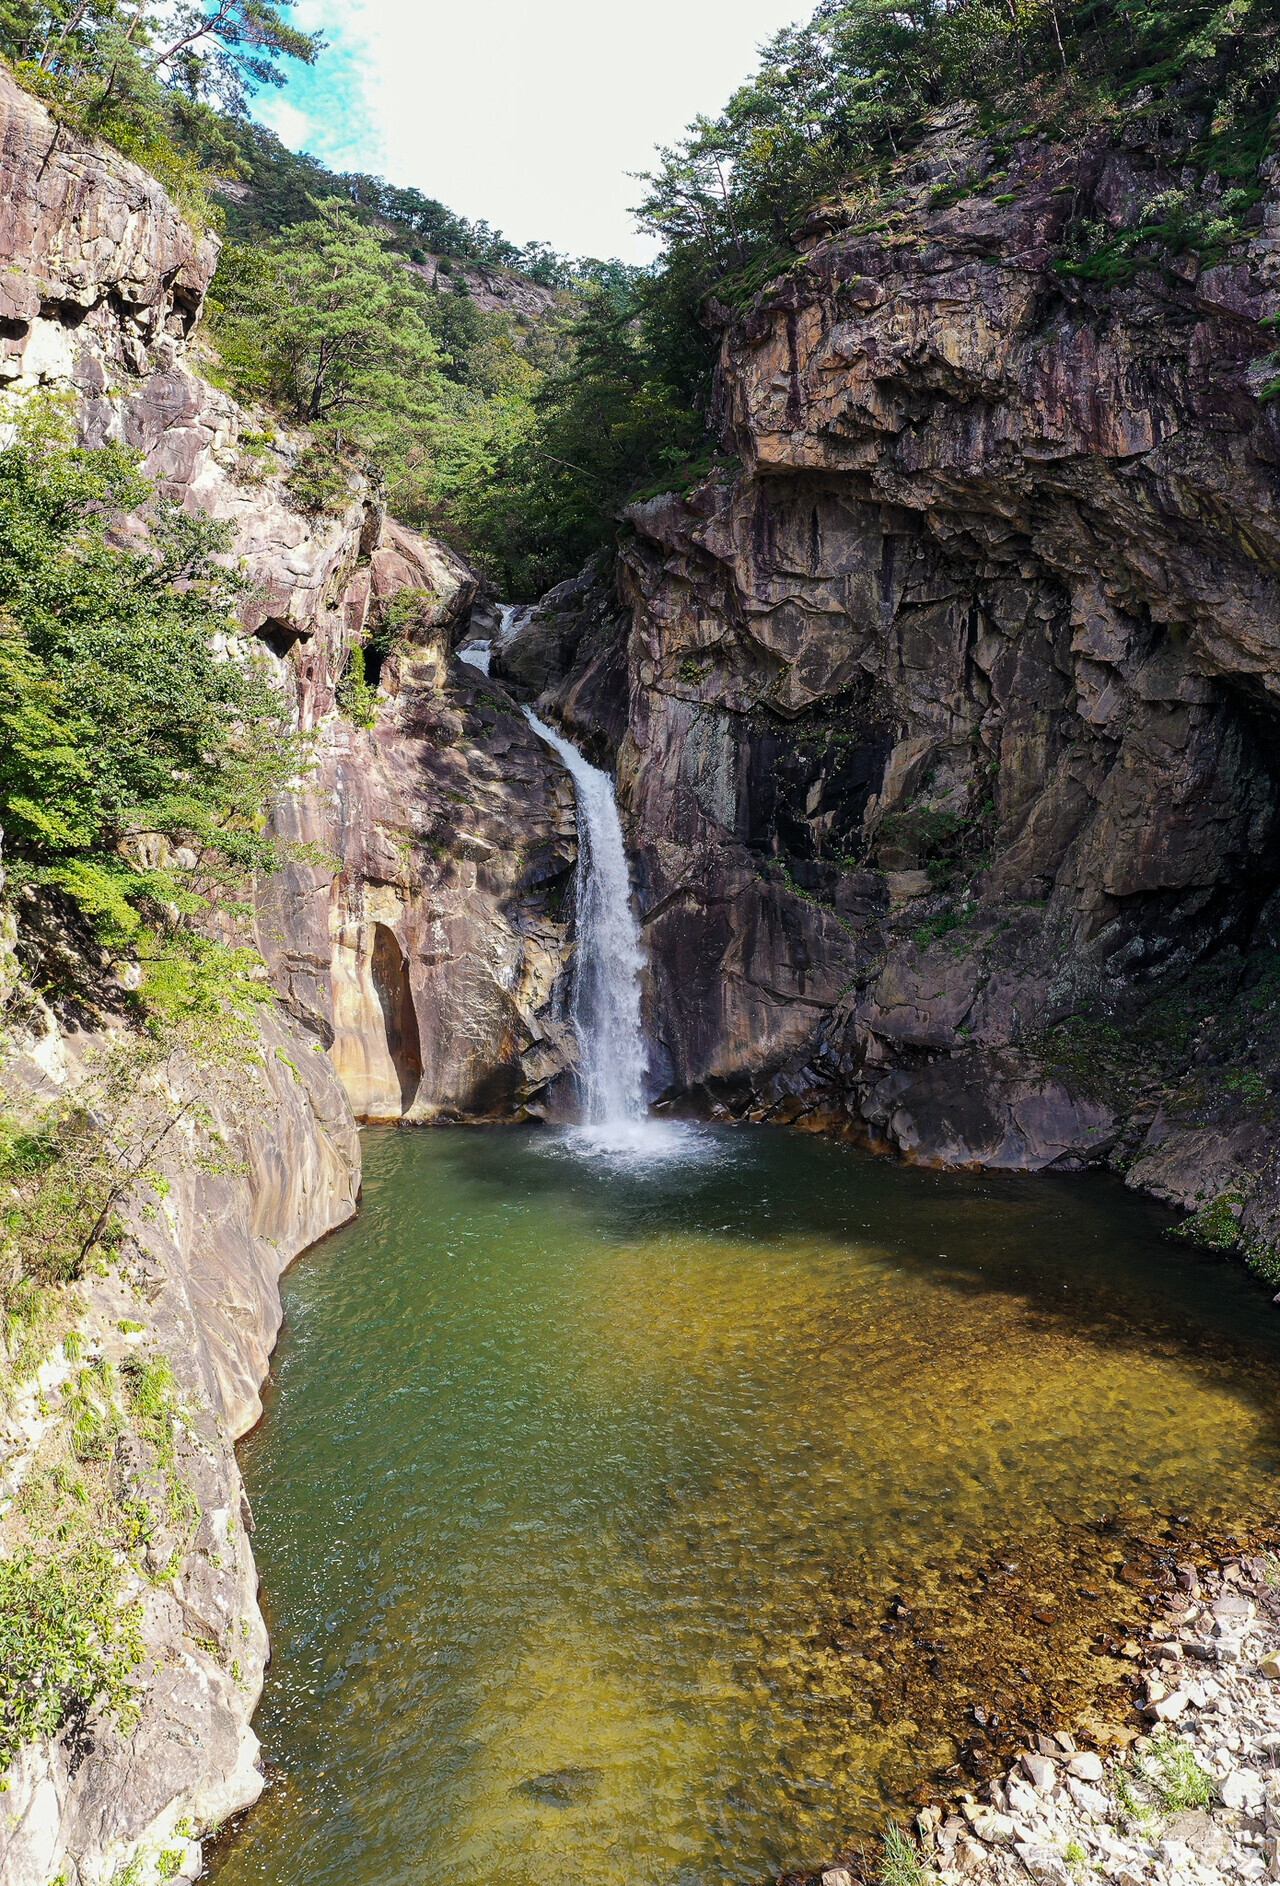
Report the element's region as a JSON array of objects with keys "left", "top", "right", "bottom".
[{"left": 212, "top": 1125, "right": 1280, "bottom": 1886}]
